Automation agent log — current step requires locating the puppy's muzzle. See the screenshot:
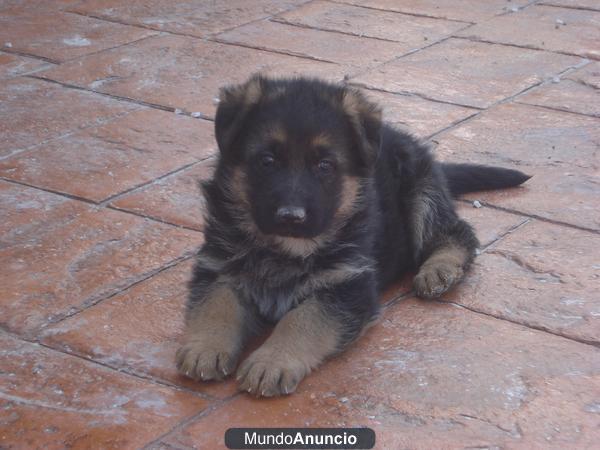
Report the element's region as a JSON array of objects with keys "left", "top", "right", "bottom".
[{"left": 276, "top": 206, "right": 307, "bottom": 225}]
